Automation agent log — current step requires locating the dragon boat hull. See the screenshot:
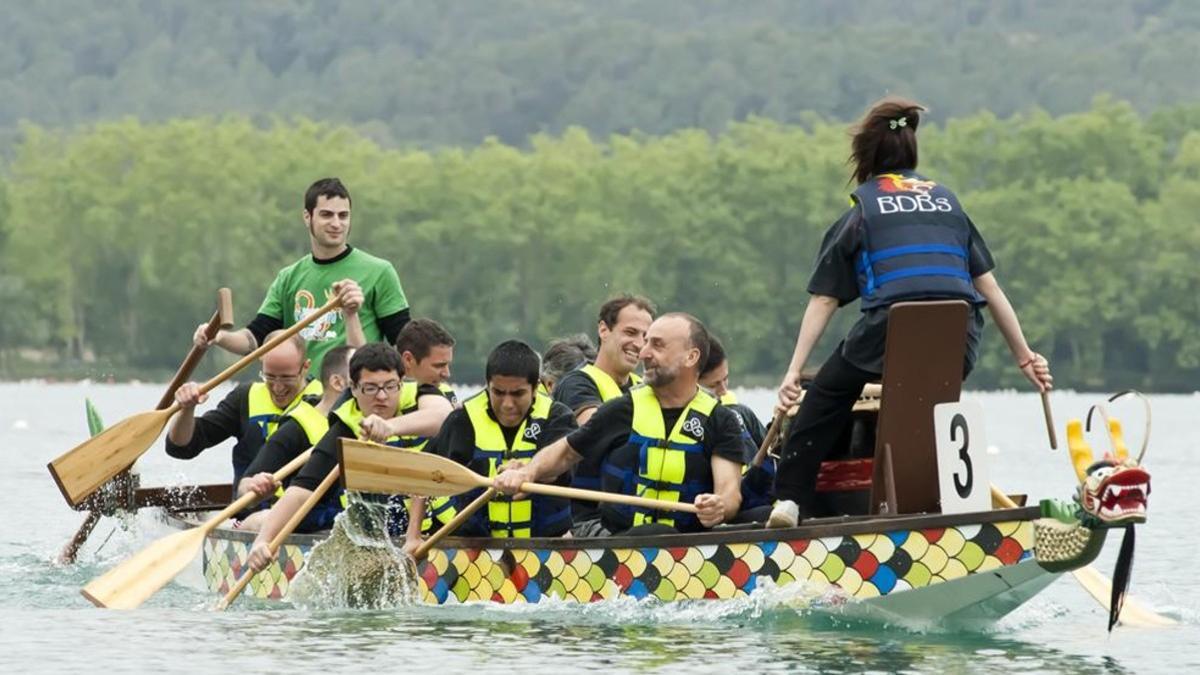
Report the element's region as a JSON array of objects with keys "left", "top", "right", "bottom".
[{"left": 170, "top": 505, "right": 1105, "bottom": 625}]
